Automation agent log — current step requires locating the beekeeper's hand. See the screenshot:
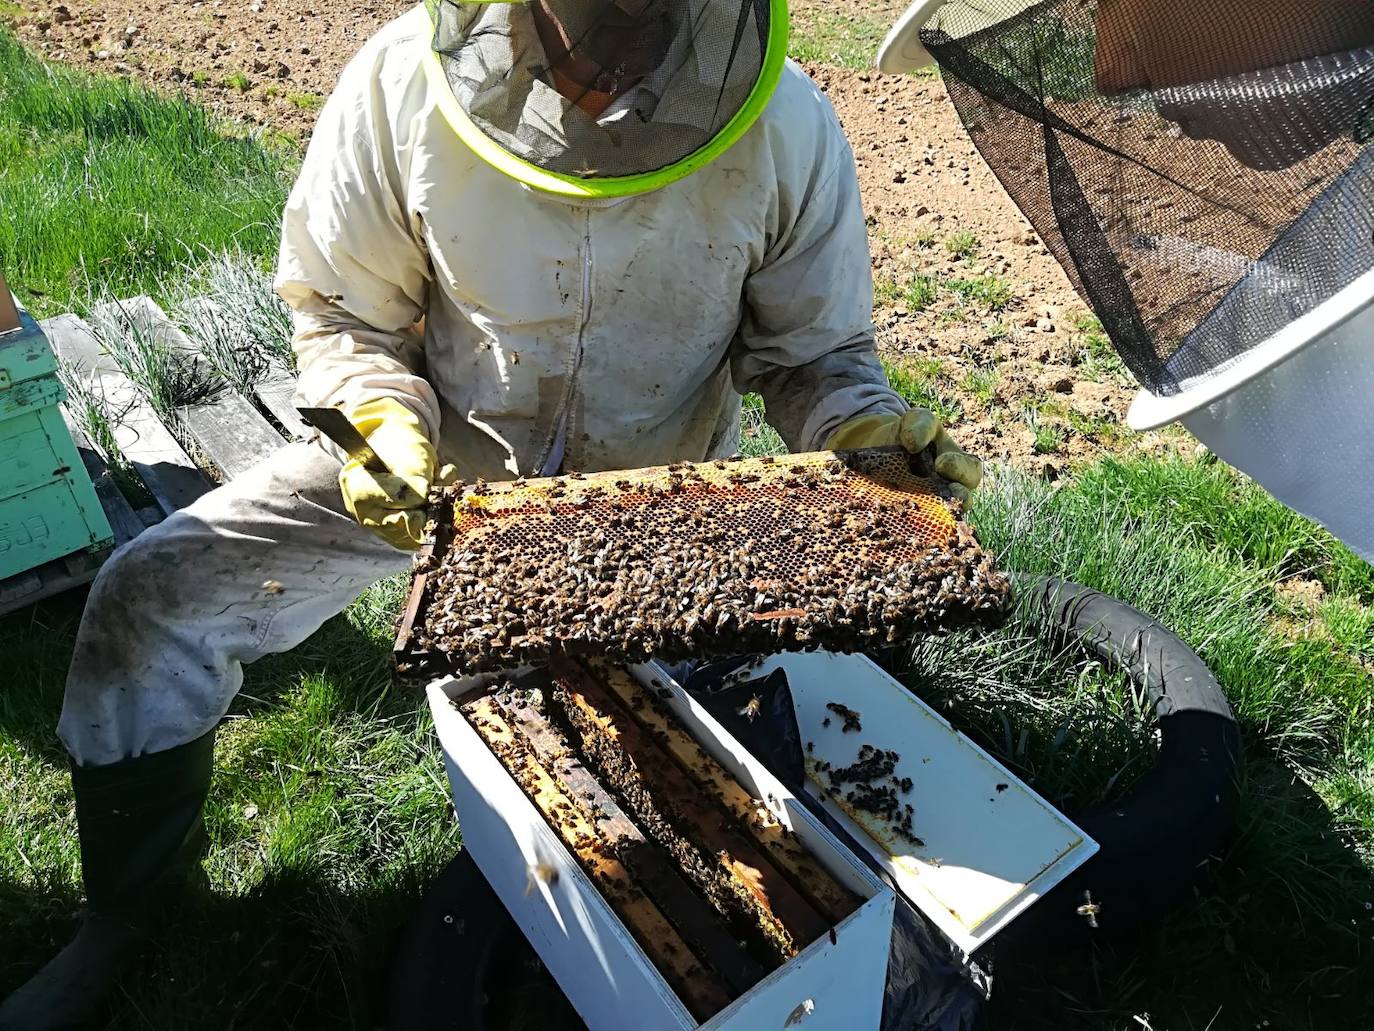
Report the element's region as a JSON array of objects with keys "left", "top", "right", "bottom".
[
  {"left": 338, "top": 397, "right": 453, "bottom": 551},
  {"left": 826, "top": 410, "right": 982, "bottom": 501}
]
